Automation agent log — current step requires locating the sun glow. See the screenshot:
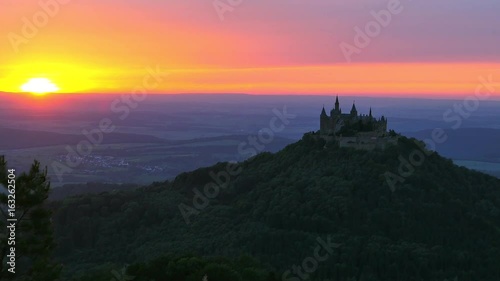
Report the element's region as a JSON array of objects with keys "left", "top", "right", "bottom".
[{"left": 21, "top": 78, "right": 59, "bottom": 95}]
